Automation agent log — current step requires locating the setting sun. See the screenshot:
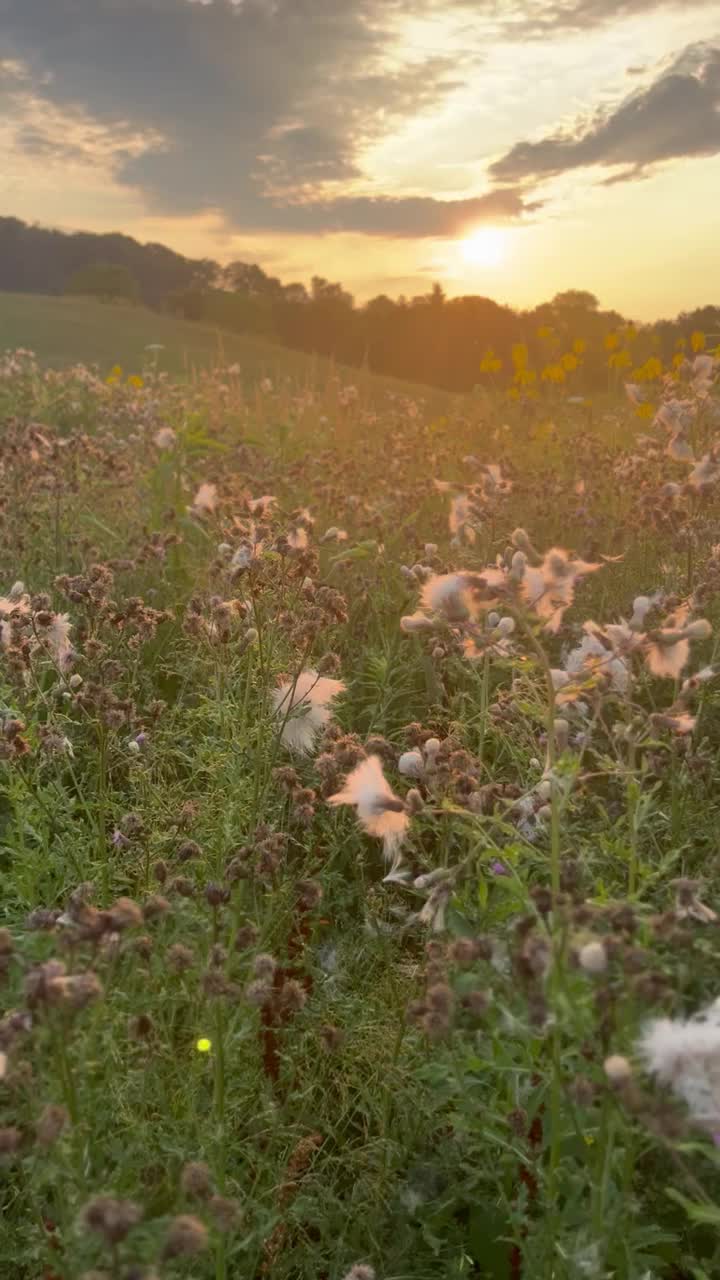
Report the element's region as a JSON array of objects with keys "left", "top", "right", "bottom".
[{"left": 459, "top": 227, "right": 506, "bottom": 268}]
